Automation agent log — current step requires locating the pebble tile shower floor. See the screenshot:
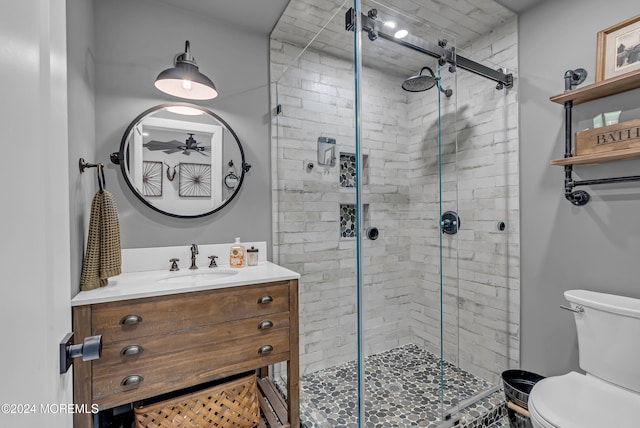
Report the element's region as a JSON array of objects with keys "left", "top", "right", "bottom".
[{"left": 298, "top": 344, "right": 506, "bottom": 428}]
